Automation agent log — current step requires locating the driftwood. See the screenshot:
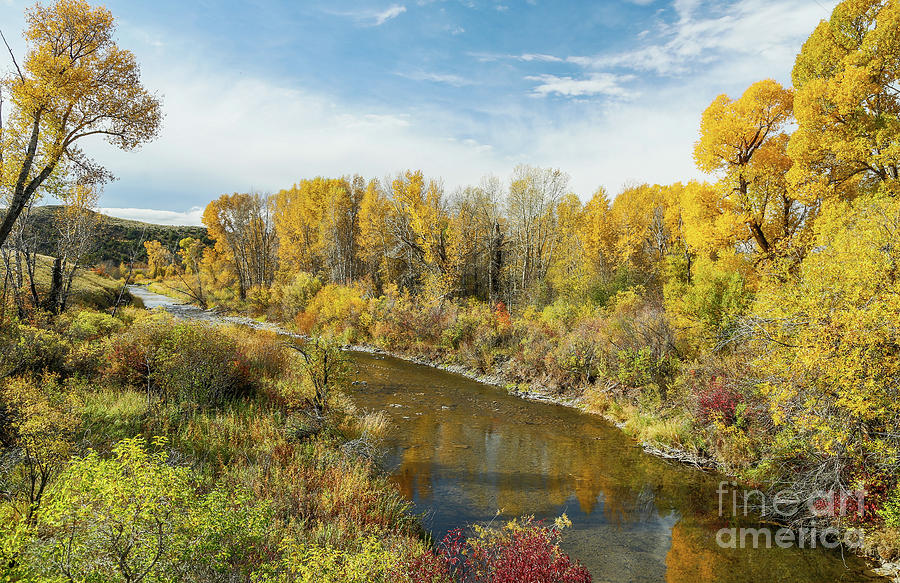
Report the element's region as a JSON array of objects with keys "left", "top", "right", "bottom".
[{"left": 641, "top": 443, "right": 718, "bottom": 471}]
